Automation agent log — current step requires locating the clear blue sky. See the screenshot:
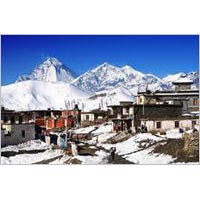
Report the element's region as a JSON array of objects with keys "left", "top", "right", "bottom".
[{"left": 1, "top": 35, "right": 199, "bottom": 85}]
